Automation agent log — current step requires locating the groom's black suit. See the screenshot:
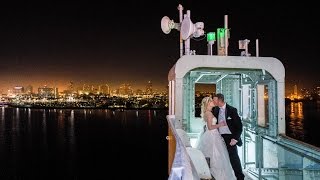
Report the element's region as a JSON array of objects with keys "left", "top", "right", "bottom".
[{"left": 213, "top": 104, "right": 244, "bottom": 180}]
